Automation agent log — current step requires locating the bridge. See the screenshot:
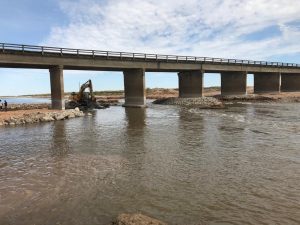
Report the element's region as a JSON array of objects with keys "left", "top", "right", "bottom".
[{"left": 1, "top": 43, "right": 300, "bottom": 109}]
